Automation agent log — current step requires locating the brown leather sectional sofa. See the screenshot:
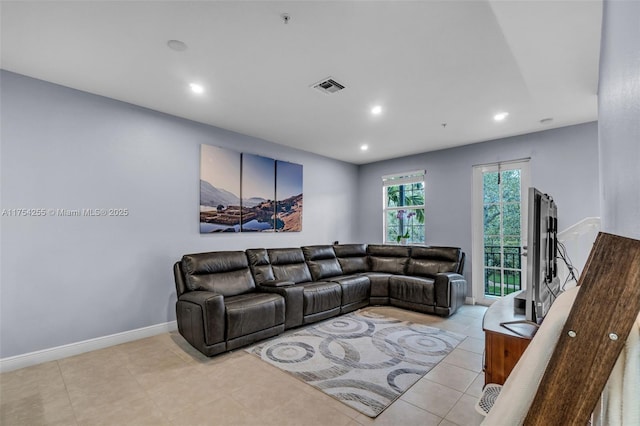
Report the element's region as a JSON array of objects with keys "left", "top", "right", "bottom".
[{"left": 173, "top": 244, "right": 466, "bottom": 357}]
